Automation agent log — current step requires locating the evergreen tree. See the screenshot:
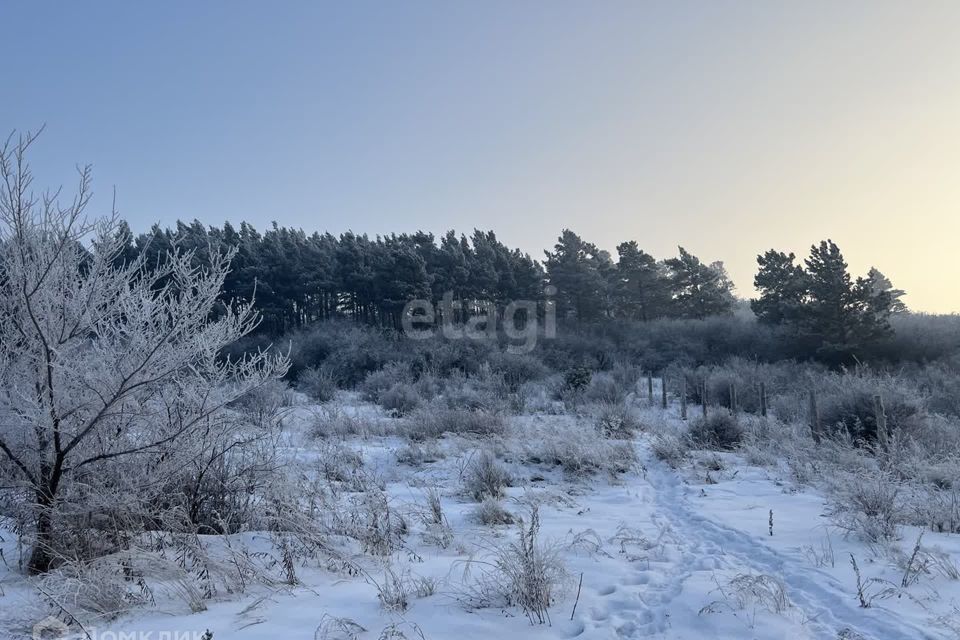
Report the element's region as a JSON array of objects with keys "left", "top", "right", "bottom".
[
  {"left": 544, "top": 230, "right": 611, "bottom": 322},
  {"left": 866, "top": 267, "right": 907, "bottom": 314},
  {"left": 753, "top": 240, "right": 901, "bottom": 363},
  {"left": 751, "top": 250, "right": 808, "bottom": 324},
  {"left": 664, "top": 247, "right": 735, "bottom": 319},
  {"left": 613, "top": 241, "right": 670, "bottom": 320},
  {"left": 802, "top": 240, "right": 886, "bottom": 360}
]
